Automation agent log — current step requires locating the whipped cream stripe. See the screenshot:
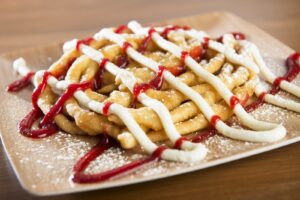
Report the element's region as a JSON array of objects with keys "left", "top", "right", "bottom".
[
  {"left": 13, "top": 57, "right": 207, "bottom": 163},
  {"left": 127, "top": 21, "right": 284, "bottom": 132},
  {"left": 94, "top": 24, "right": 285, "bottom": 142}
]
